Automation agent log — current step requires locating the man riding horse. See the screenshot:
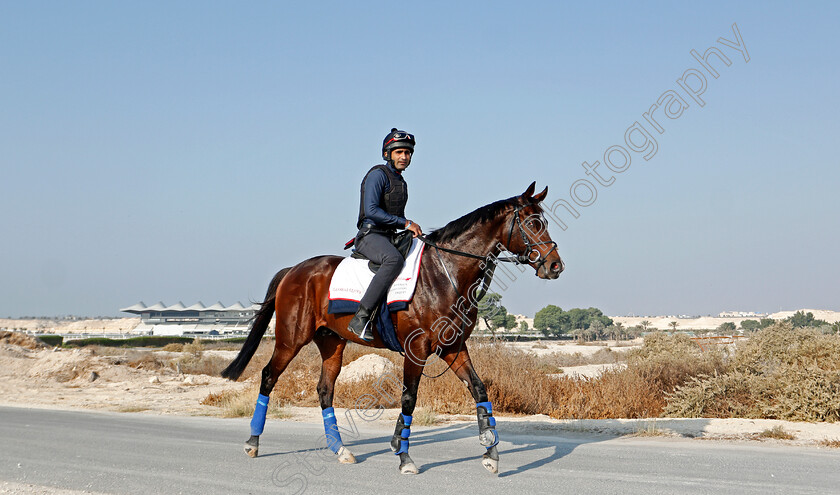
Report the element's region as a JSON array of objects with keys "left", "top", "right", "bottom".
[
  {"left": 220, "top": 125, "right": 564, "bottom": 475},
  {"left": 348, "top": 128, "right": 423, "bottom": 341}
]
